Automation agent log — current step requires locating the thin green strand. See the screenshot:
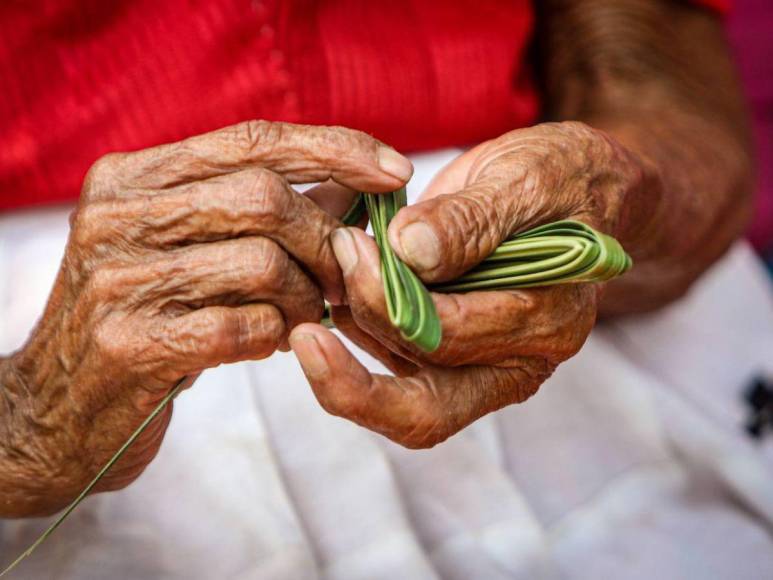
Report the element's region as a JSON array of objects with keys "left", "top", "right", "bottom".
[{"left": 0, "top": 377, "right": 188, "bottom": 578}]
